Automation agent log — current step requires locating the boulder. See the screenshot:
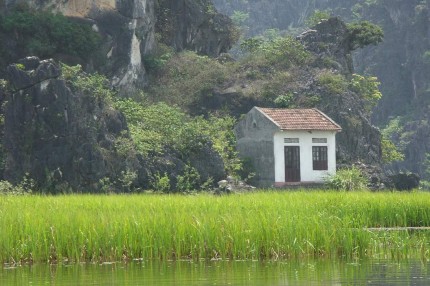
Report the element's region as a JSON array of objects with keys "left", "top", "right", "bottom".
[
  {"left": 3, "top": 57, "right": 139, "bottom": 192},
  {"left": 388, "top": 172, "right": 420, "bottom": 191}
]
